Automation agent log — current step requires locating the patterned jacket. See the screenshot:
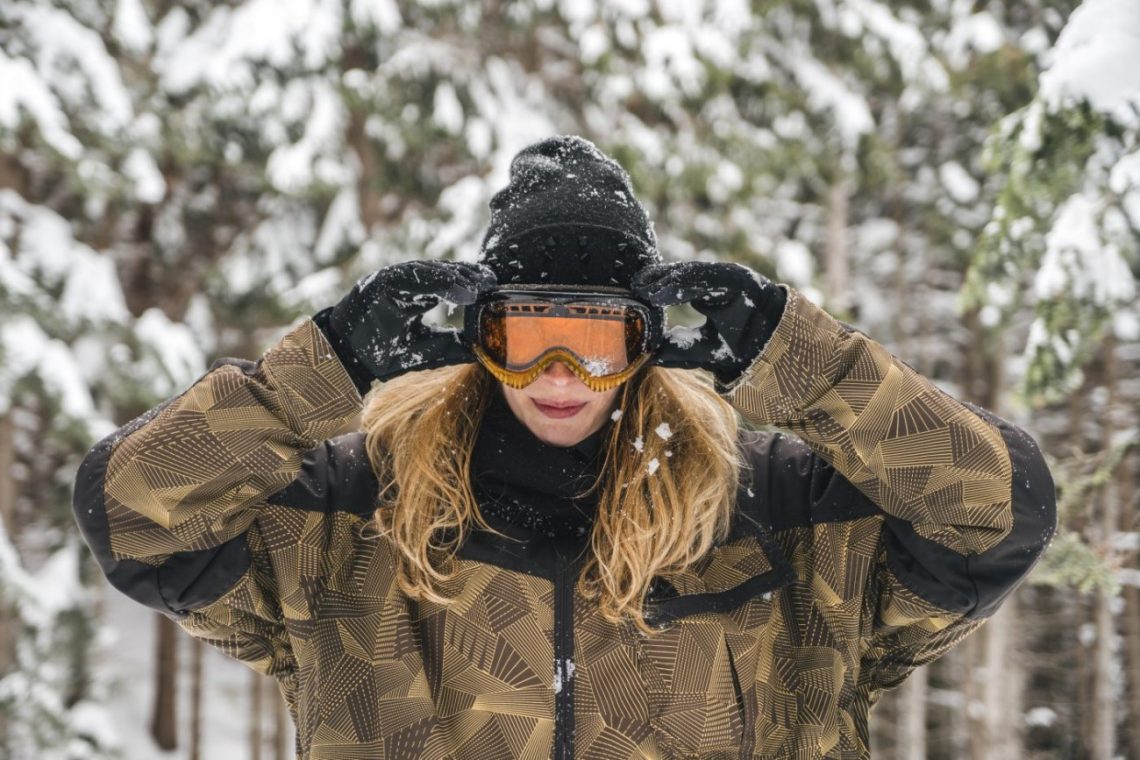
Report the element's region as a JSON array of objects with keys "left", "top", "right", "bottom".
[{"left": 72, "top": 286, "right": 1056, "bottom": 759}]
